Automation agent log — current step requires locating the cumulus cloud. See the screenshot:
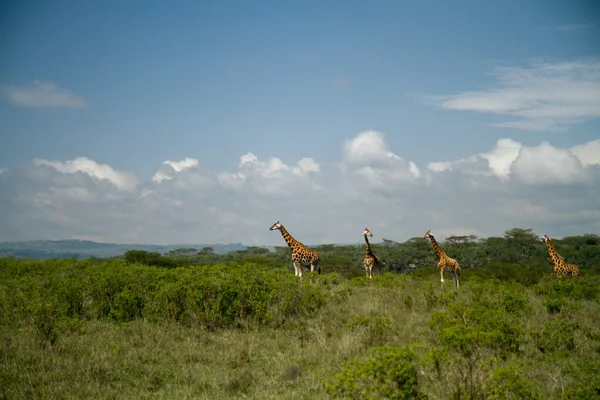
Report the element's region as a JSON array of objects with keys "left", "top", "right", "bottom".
[
  {"left": 427, "top": 138, "right": 598, "bottom": 185},
  {"left": 340, "top": 130, "right": 421, "bottom": 194},
  {"left": 511, "top": 142, "right": 590, "bottom": 185},
  {"left": 479, "top": 139, "right": 522, "bottom": 179},
  {"left": 570, "top": 139, "right": 600, "bottom": 166},
  {"left": 425, "top": 59, "right": 600, "bottom": 132},
  {"left": 152, "top": 158, "right": 199, "bottom": 183},
  {"left": 0, "top": 131, "right": 598, "bottom": 245},
  {"left": 32, "top": 157, "right": 138, "bottom": 191},
  {"left": 4, "top": 80, "right": 86, "bottom": 108},
  {"left": 217, "top": 152, "right": 322, "bottom": 196}
]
